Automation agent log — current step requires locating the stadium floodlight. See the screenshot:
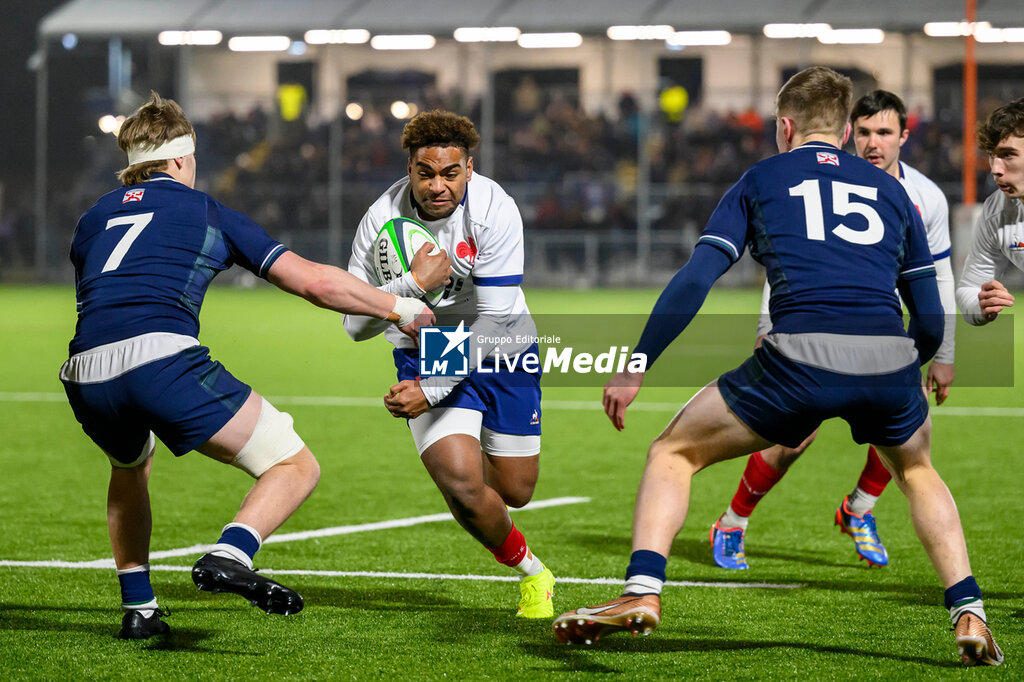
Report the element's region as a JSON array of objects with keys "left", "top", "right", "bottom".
[
  {"left": 923, "top": 22, "right": 1024, "bottom": 42},
  {"left": 391, "top": 101, "right": 411, "bottom": 119},
  {"left": 304, "top": 29, "right": 371, "bottom": 45},
  {"left": 972, "top": 24, "right": 1003, "bottom": 42},
  {"left": 973, "top": 25, "right": 1024, "bottom": 42},
  {"left": 607, "top": 25, "right": 675, "bottom": 41},
  {"left": 62, "top": 33, "right": 78, "bottom": 50},
  {"left": 98, "top": 114, "right": 125, "bottom": 135},
  {"left": 453, "top": 27, "right": 521, "bottom": 42},
  {"left": 227, "top": 36, "right": 291, "bottom": 52},
  {"left": 345, "top": 103, "right": 364, "bottom": 120},
  {"left": 763, "top": 23, "right": 831, "bottom": 39},
  {"left": 158, "top": 30, "right": 223, "bottom": 46},
  {"left": 517, "top": 32, "right": 583, "bottom": 48},
  {"left": 817, "top": 28, "right": 885, "bottom": 44},
  {"left": 925, "top": 22, "right": 969, "bottom": 37},
  {"left": 666, "top": 30, "right": 732, "bottom": 47},
  {"left": 370, "top": 34, "right": 437, "bottom": 50}
]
